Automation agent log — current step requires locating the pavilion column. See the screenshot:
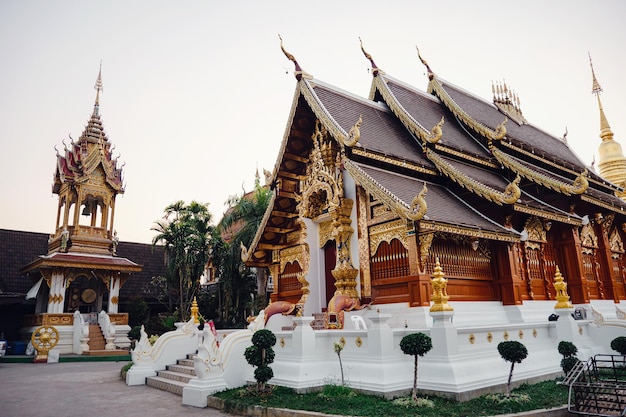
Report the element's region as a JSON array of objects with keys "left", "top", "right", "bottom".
[
  {"left": 47, "top": 271, "right": 66, "bottom": 314},
  {"left": 107, "top": 274, "right": 121, "bottom": 314}
]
